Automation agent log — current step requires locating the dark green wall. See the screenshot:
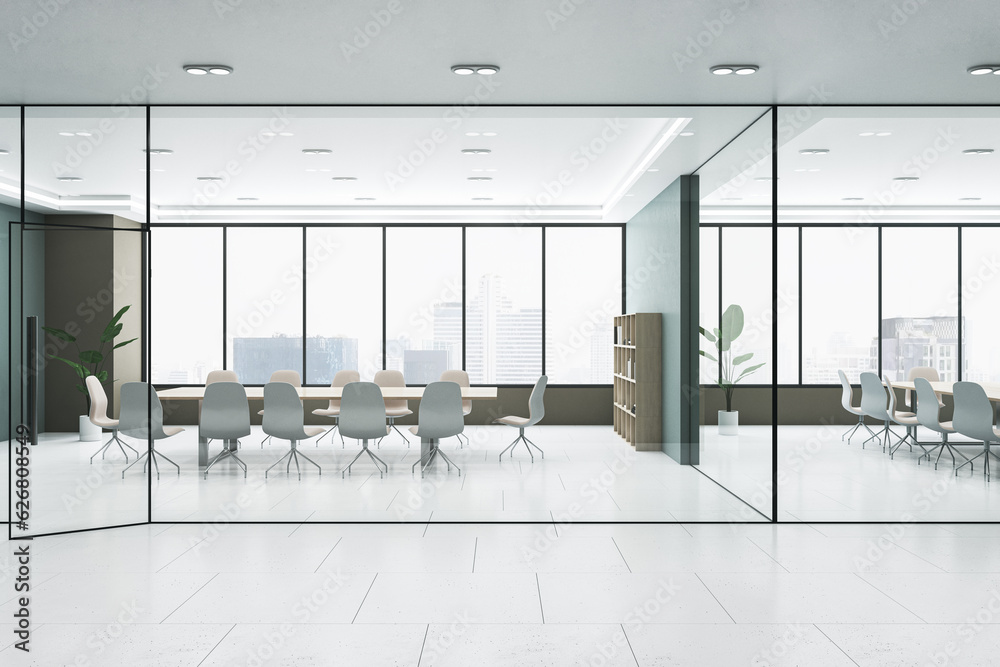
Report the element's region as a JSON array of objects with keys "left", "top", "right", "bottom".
[{"left": 624, "top": 176, "right": 699, "bottom": 464}]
